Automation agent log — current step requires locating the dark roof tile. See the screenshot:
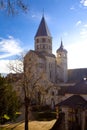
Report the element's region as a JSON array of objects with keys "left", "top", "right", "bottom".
[
  {"left": 66, "top": 80, "right": 87, "bottom": 94},
  {"left": 35, "top": 16, "right": 51, "bottom": 37},
  {"left": 58, "top": 95, "right": 87, "bottom": 109},
  {"left": 68, "top": 68, "right": 87, "bottom": 82}
]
